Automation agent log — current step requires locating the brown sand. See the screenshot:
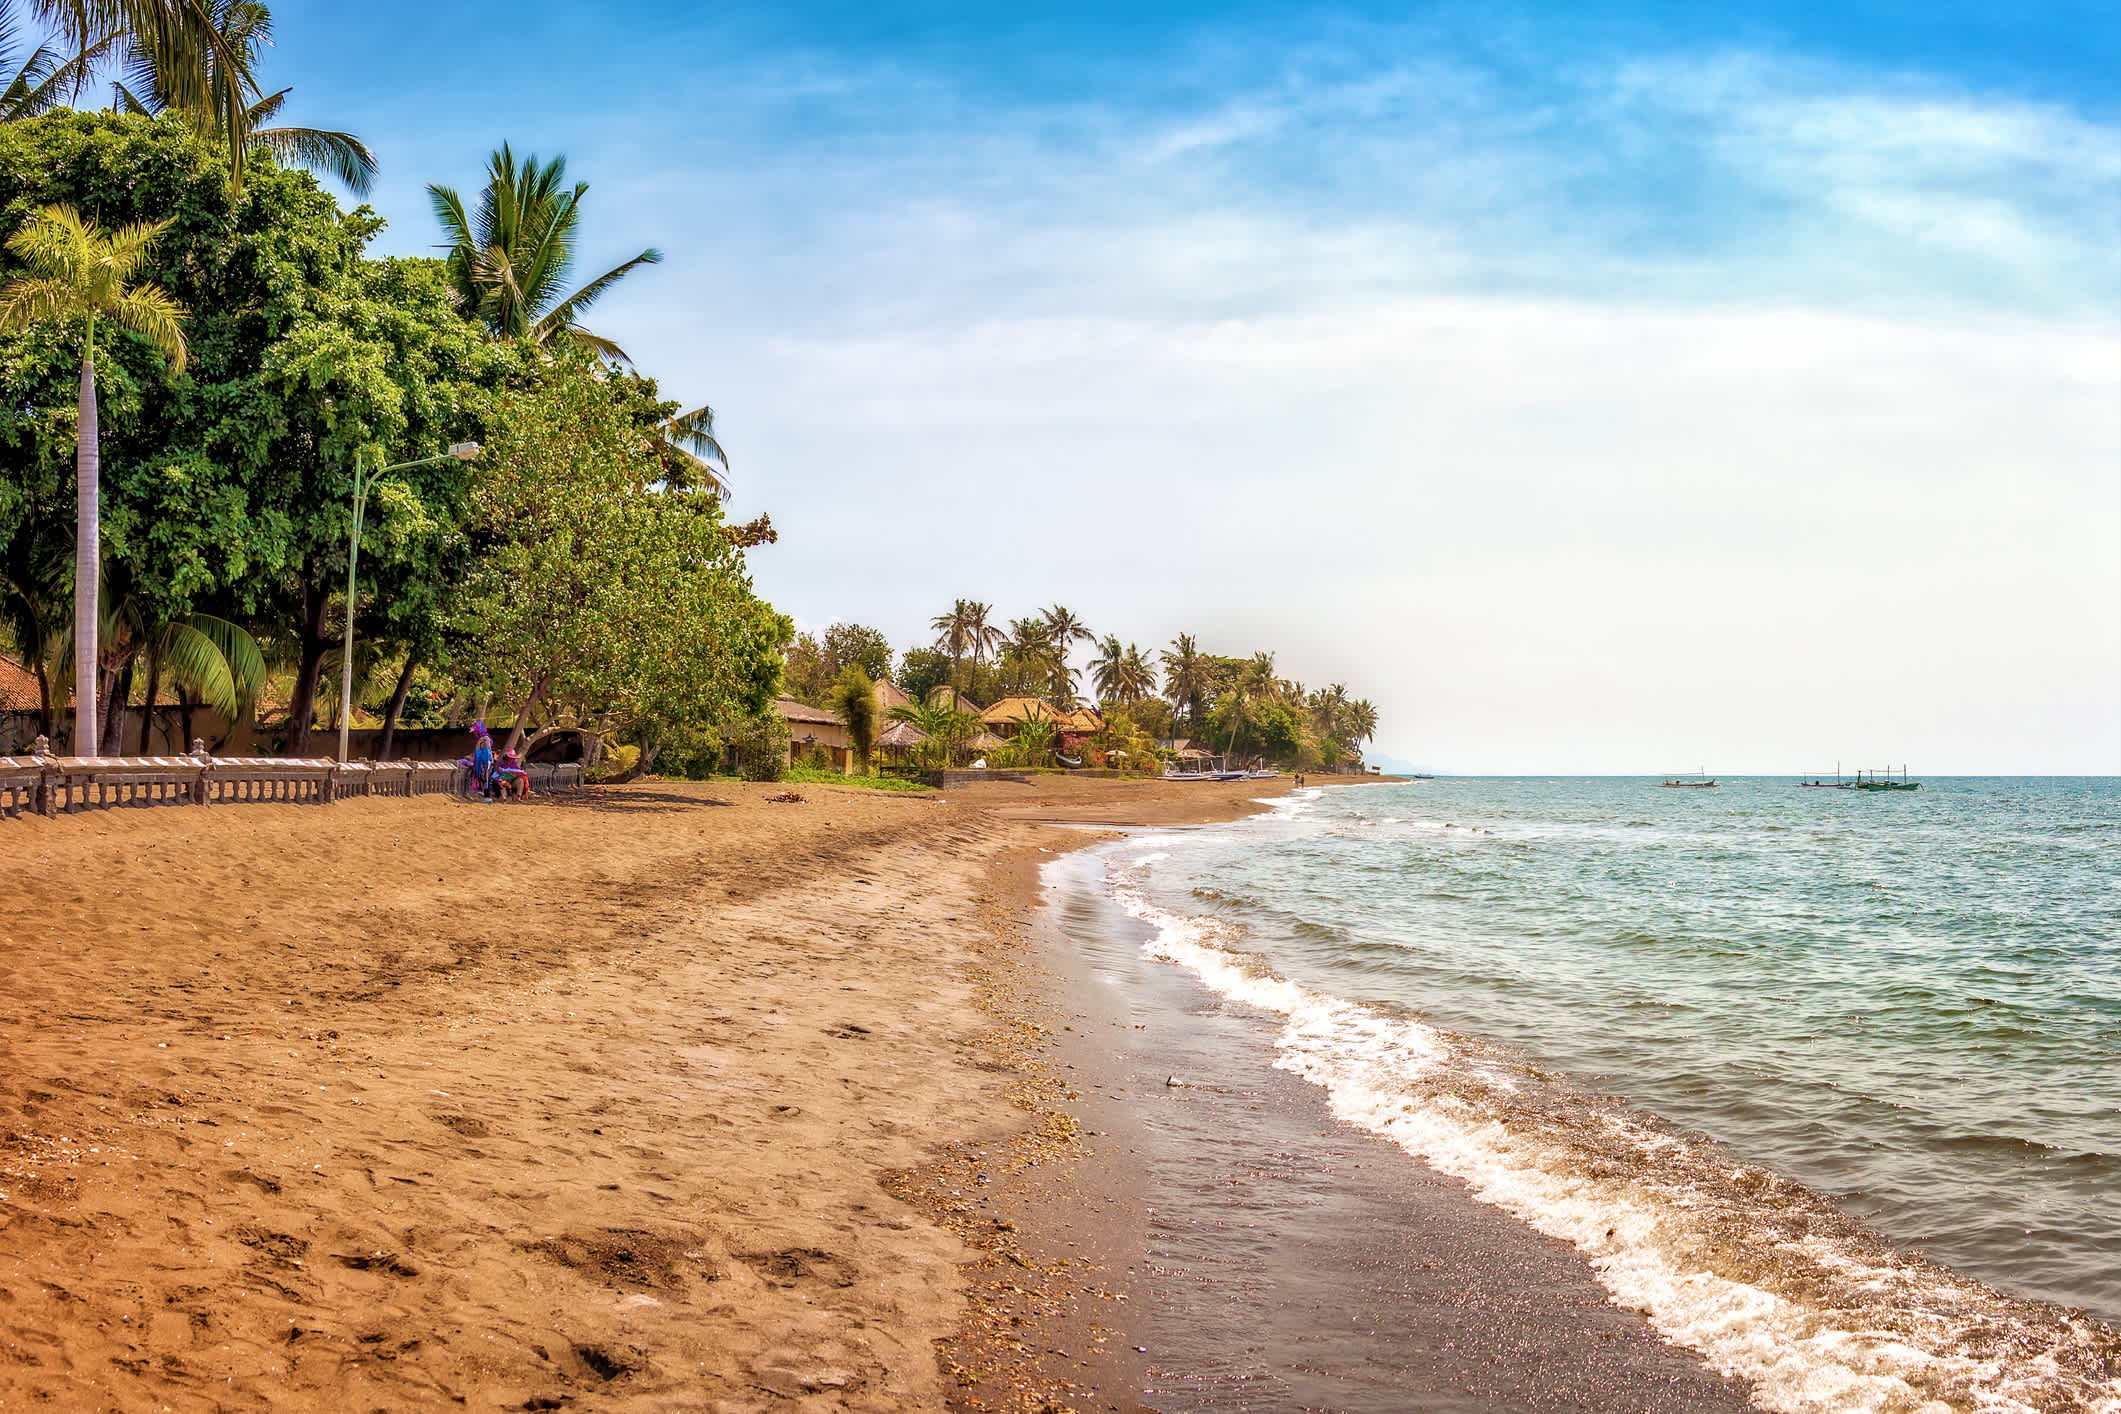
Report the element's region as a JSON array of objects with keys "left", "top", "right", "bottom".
[{"left": 0, "top": 775, "right": 1289, "bottom": 1411}]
